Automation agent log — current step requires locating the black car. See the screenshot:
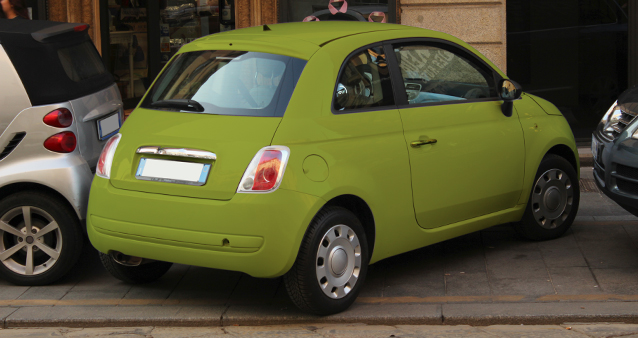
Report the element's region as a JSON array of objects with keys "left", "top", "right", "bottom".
[{"left": 592, "top": 86, "right": 638, "bottom": 215}]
